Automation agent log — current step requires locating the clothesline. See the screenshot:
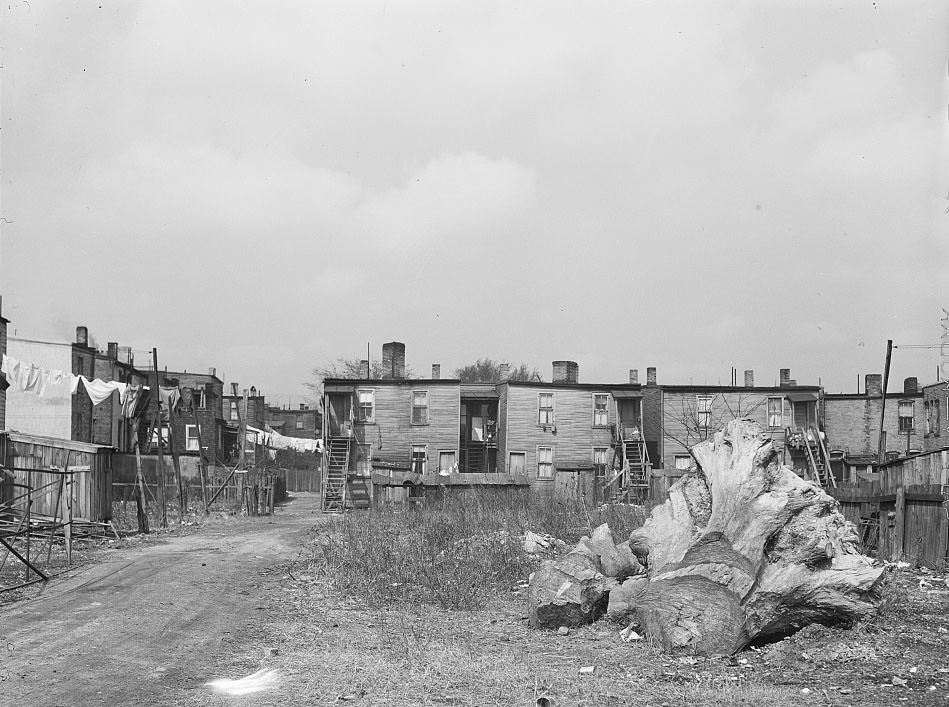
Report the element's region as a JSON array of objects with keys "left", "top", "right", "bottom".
[{"left": 246, "top": 425, "right": 323, "bottom": 454}]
